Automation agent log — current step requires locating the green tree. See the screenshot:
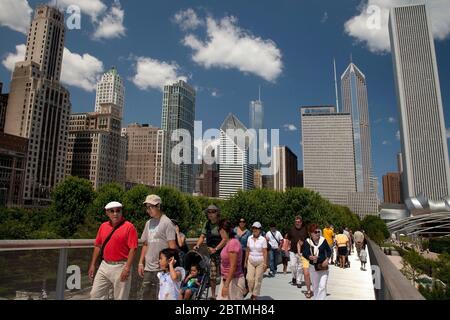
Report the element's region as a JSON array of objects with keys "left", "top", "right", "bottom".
[
  {"left": 50, "top": 176, "right": 95, "bottom": 238},
  {"left": 361, "top": 215, "right": 389, "bottom": 245}
]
